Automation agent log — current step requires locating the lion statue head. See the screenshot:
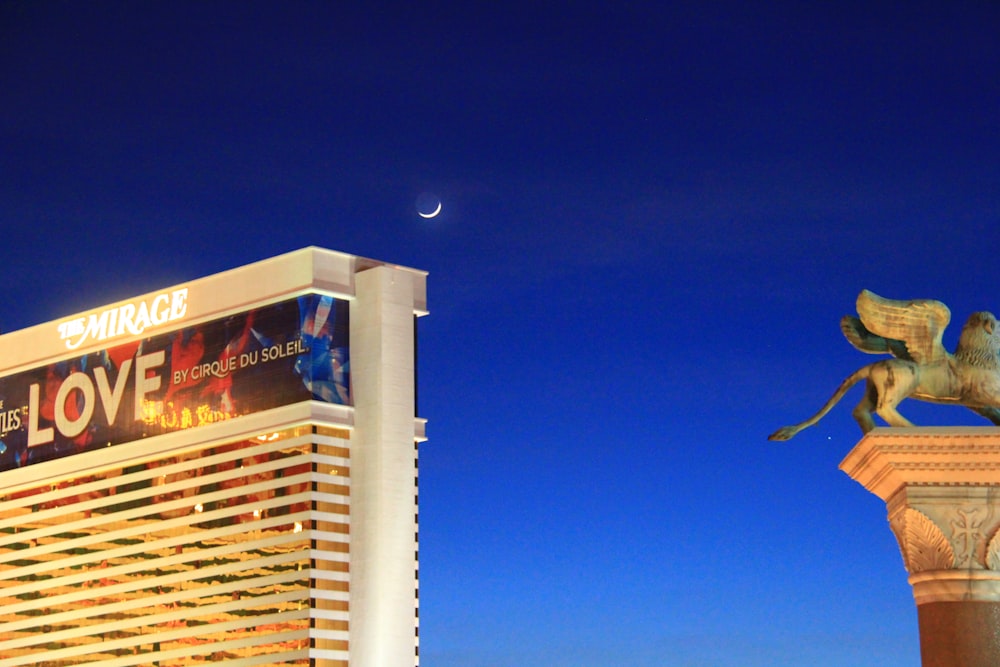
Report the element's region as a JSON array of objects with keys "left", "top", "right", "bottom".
[{"left": 955, "top": 311, "right": 1000, "bottom": 371}]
